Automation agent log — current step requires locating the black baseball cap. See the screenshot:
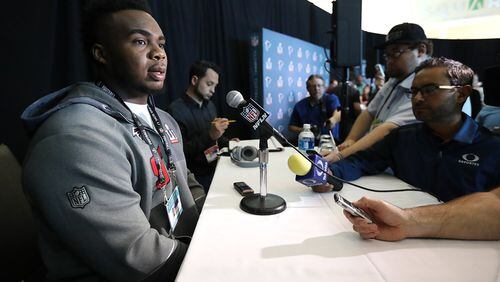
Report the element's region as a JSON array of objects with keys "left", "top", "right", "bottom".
[{"left": 375, "top": 23, "right": 427, "bottom": 49}]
